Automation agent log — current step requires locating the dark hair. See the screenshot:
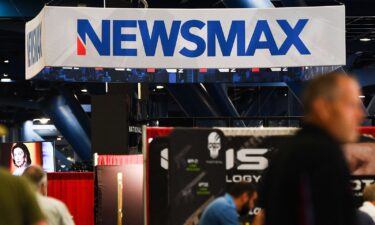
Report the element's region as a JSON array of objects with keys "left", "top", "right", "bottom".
[
  {"left": 11, "top": 143, "right": 32, "bottom": 166},
  {"left": 228, "top": 182, "right": 257, "bottom": 198},
  {"left": 302, "top": 71, "right": 355, "bottom": 115},
  {"left": 22, "top": 166, "right": 46, "bottom": 187}
]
